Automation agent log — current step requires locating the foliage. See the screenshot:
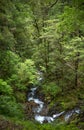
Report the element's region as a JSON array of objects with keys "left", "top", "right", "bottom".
[
  {"left": 17, "top": 59, "right": 37, "bottom": 84},
  {"left": 0, "top": 51, "right": 20, "bottom": 79},
  {"left": 0, "top": 79, "right": 12, "bottom": 95},
  {"left": 8, "top": 59, "right": 37, "bottom": 91},
  {"left": 37, "top": 123, "right": 78, "bottom": 130},
  {"left": 42, "top": 82, "right": 61, "bottom": 100},
  {"left": 0, "top": 0, "right": 83, "bottom": 129},
  {"left": 0, "top": 95, "right": 23, "bottom": 118},
  {"left": 0, "top": 79, "right": 23, "bottom": 118},
  {"left": 1, "top": 117, "right": 78, "bottom": 130},
  {"left": 12, "top": 120, "right": 79, "bottom": 130}
]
